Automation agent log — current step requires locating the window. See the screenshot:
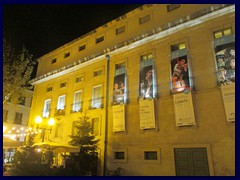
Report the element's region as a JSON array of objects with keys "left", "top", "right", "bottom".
[
  {"left": 144, "top": 151, "right": 157, "bottom": 160},
  {"left": 94, "top": 69, "right": 103, "bottom": 77},
  {"left": 60, "top": 82, "right": 67, "bottom": 88},
  {"left": 92, "top": 117, "right": 99, "bottom": 135},
  {"left": 167, "top": 4, "right": 181, "bottom": 12},
  {"left": 79, "top": 44, "right": 86, "bottom": 51},
  {"left": 3, "top": 110, "right": 8, "bottom": 122},
  {"left": 96, "top": 36, "right": 104, "bottom": 44},
  {"left": 72, "top": 90, "right": 82, "bottom": 112},
  {"left": 91, "top": 85, "right": 102, "bottom": 108},
  {"left": 64, "top": 52, "right": 70, "bottom": 58},
  {"left": 43, "top": 99, "right": 51, "bottom": 118},
  {"left": 114, "top": 152, "right": 125, "bottom": 160},
  {"left": 14, "top": 112, "right": 23, "bottom": 124},
  {"left": 214, "top": 28, "right": 232, "bottom": 39},
  {"left": 76, "top": 76, "right": 84, "bottom": 83},
  {"left": 55, "top": 123, "right": 62, "bottom": 137},
  {"left": 47, "top": 87, "right": 53, "bottom": 92},
  {"left": 116, "top": 26, "right": 125, "bottom": 35},
  {"left": 51, "top": 58, "right": 57, "bottom": 64},
  {"left": 57, "top": 95, "right": 66, "bottom": 110},
  {"left": 18, "top": 96, "right": 26, "bottom": 105},
  {"left": 171, "top": 42, "right": 186, "bottom": 51},
  {"left": 139, "top": 14, "right": 150, "bottom": 24}
]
